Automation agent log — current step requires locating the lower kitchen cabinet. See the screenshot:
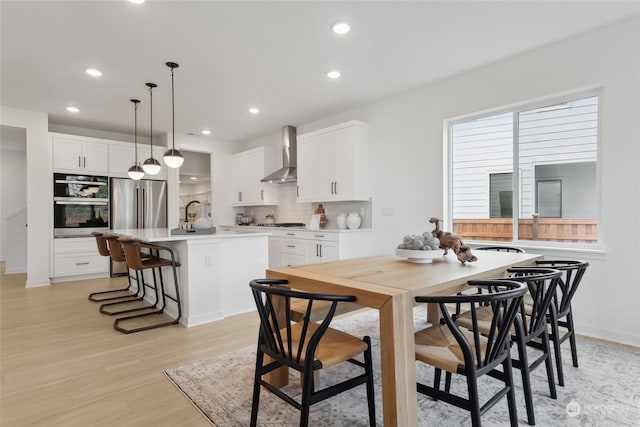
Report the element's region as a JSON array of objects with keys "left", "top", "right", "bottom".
[
  {"left": 52, "top": 237, "right": 109, "bottom": 281},
  {"left": 305, "top": 240, "right": 338, "bottom": 264},
  {"left": 220, "top": 226, "right": 371, "bottom": 269}
]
